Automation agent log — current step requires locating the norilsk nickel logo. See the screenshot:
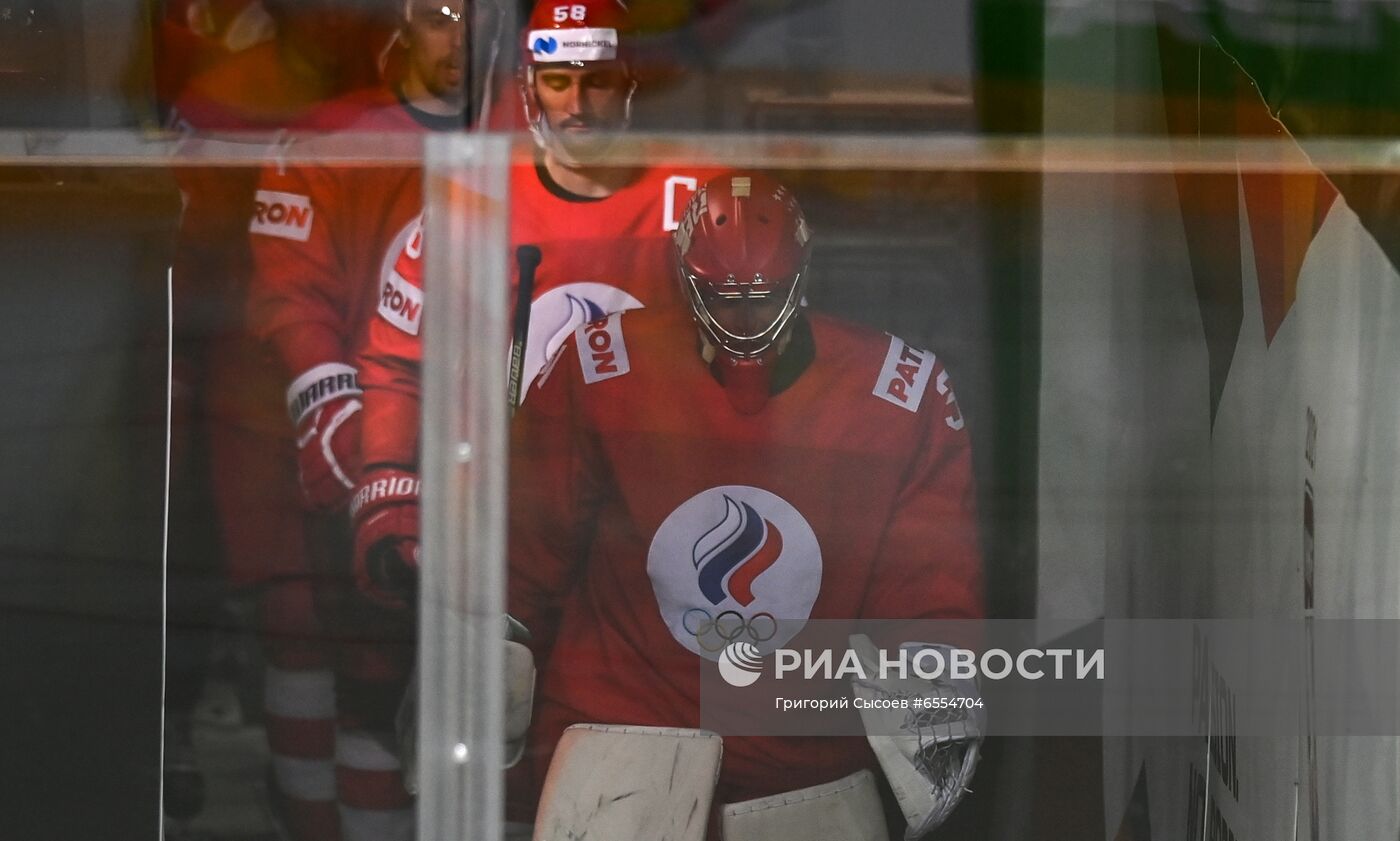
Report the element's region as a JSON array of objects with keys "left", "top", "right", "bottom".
[{"left": 648, "top": 486, "right": 822, "bottom": 662}]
